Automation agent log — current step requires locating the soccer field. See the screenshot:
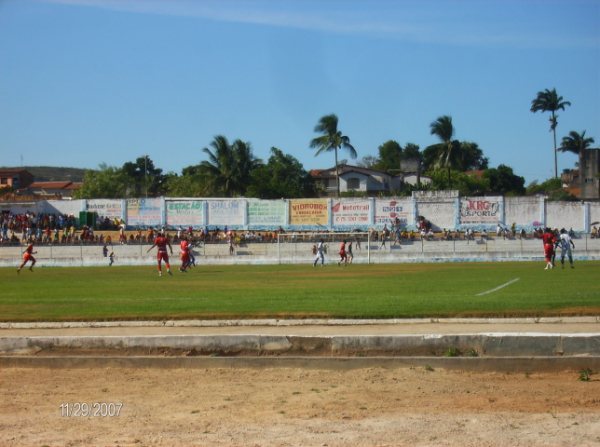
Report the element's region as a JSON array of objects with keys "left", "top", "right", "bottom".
[{"left": 2, "top": 261, "right": 599, "bottom": 322}]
